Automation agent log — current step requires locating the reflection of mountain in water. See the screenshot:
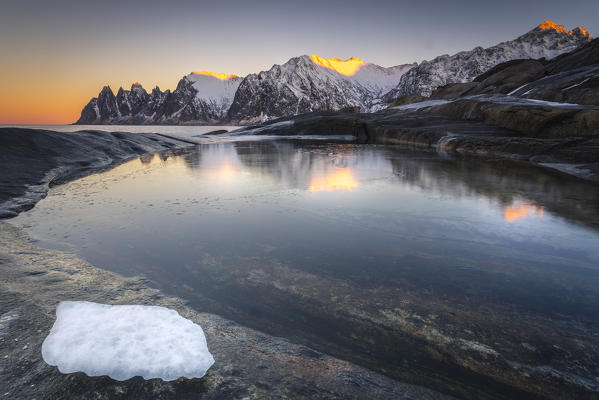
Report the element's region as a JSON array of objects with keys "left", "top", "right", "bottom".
[
  {"left": 387, "top": 154, "right": 599, "bottom": 228},
  {"left": 174, "top": 141, "right": 599, "bottom": 229},
  {"left": 175, "top": 141, "right": 396, "bottom": 191}
]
